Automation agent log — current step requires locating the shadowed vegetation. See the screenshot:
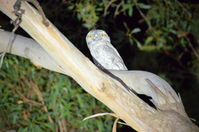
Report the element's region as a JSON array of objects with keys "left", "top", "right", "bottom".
[{"left": 0, "top": 0, "right": 199, "bottom": 131}]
